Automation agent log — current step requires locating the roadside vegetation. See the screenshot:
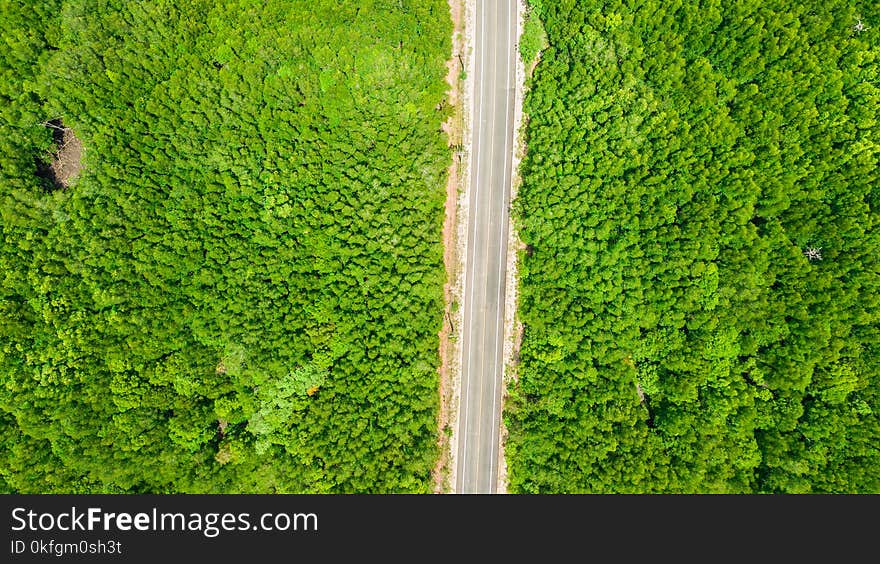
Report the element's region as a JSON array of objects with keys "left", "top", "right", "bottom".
[
  {"left": 519, "top": 2, "right": 548, "bottom": 67},
  {"left": 0, "top": 0, "right": 452, "bottom": 492},
  {"left": 507, "top": 0, "right": 879, "bottom": 492}
]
